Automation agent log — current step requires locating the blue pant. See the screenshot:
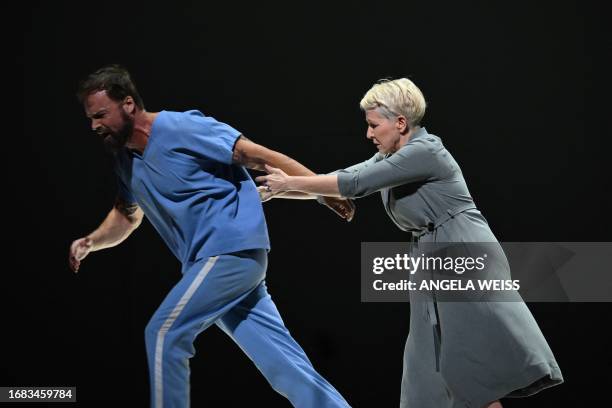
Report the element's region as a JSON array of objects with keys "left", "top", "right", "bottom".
[{"left": 144, "top": 249, "right": 350, "bottom": 408}]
